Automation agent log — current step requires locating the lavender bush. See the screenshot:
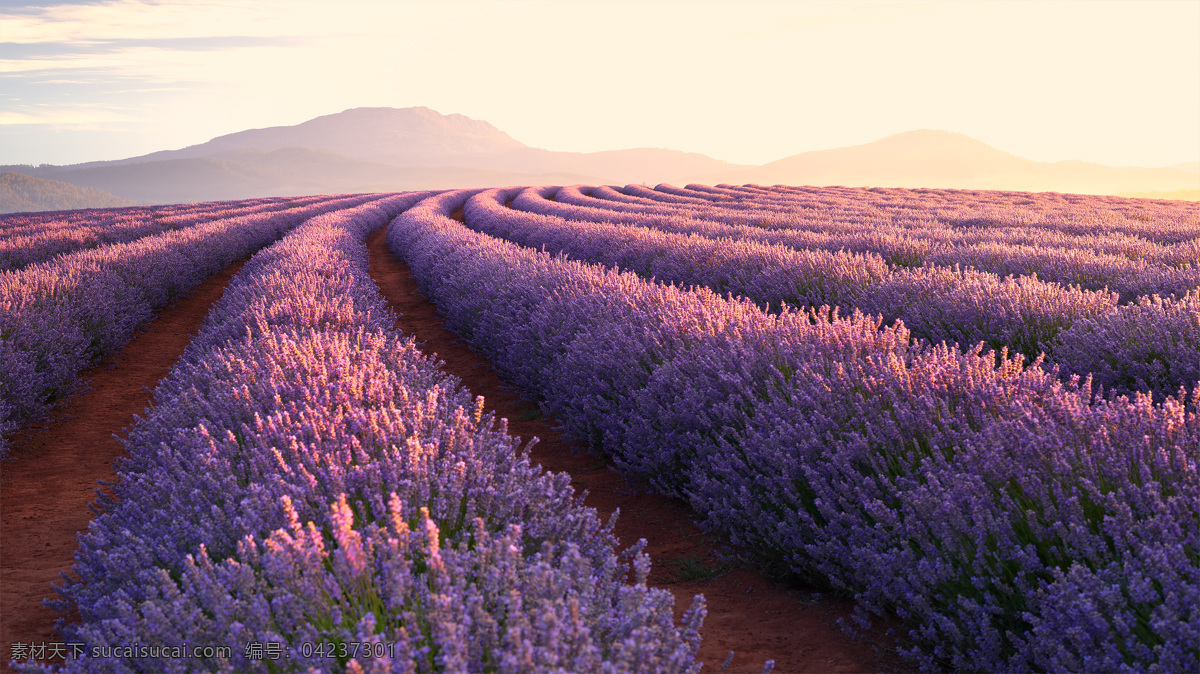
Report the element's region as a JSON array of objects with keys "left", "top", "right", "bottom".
[
  {"left": 0, "top": 197, "right": 326, "bottom": 272},
  {"left": 25, "top": 193, "right": 703, "bottom": 673},
  {"left": 467, "top": 187, "right": 890, "bottom": 313},
  {"left": 388, "top": 189, "right": 1198, "bottom": 672},
  {"left": 6, "top": 181, "right": 1194, "bottom": 670},
  {"left": 555, "top": 183, "right": 1199, "bottom": 298},
  {"left": 466, "top": 188, "right": 1115, "bottom": 365},
  {"left": 497, "top": 185, "right": 1199, "bottom": 396},
  {"left": 1054, "top": 290, "right": 1200, "bottom": 401},
  {"left": 0, "top": 194, "right": 372, "bottom": 457}
]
